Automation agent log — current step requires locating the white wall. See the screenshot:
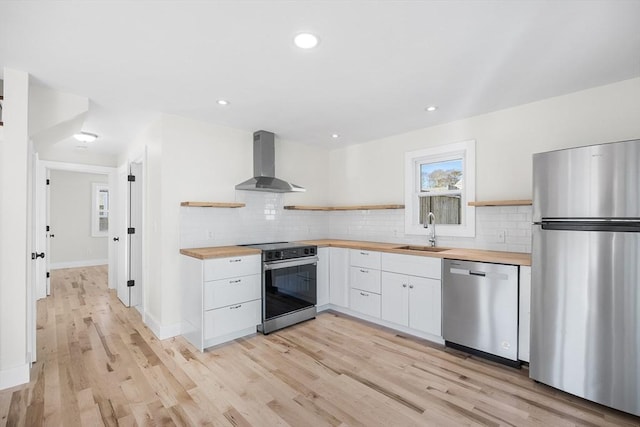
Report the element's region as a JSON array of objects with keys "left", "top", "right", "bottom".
[
  {"left": 329, "top": 77, "right": 640, "bottom": 204},
  {"left": 0, "top": 68, "right": 30, "bottom": 389},
  {"left": 49, "top": 170, "right": 109, "bottom": 268}
]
